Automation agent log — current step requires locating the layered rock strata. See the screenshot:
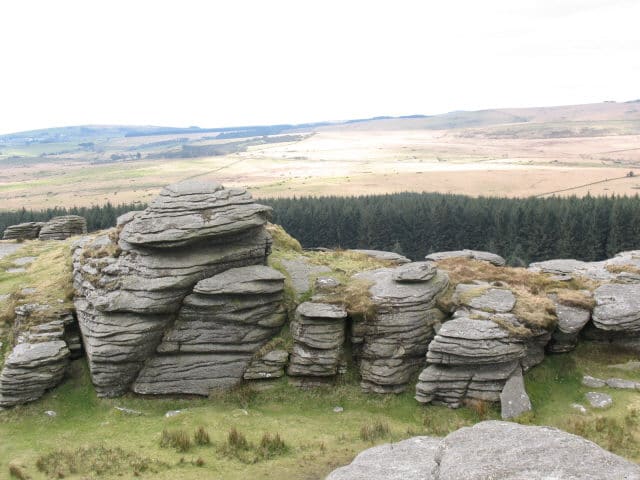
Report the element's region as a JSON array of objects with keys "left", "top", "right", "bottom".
[
  {"left": 133, "top": 265, "right": 286, "bottom": 395},
  {"left": 354, "top": 263, "right": 448, "bottom": 393},
  {"left": 39, "top": 215, "right": 87, "bottom": 240},
  {"left": 287, "top": 302, "right": 347, "bottom": 385},
  {"left": 73, "top": 181, "right": 276, "bottom": 396},
  {"left": 2, "top": 222, "right": 45, "bottom": 240}
]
